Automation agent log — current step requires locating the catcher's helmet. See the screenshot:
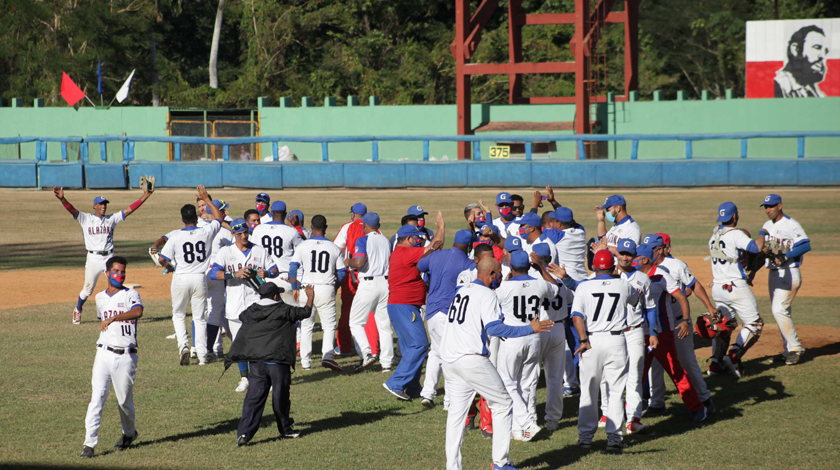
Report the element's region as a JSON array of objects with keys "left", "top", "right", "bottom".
[
  {"left": 593, "top": 249, "right": 615, "bottom": 271},
  {"left": 695, "top": 314, "right": 732, "bottom": 339}
]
